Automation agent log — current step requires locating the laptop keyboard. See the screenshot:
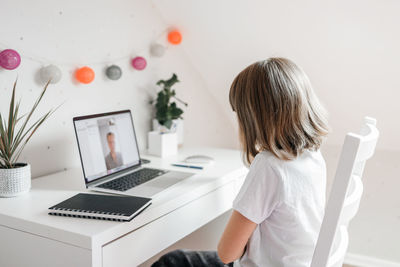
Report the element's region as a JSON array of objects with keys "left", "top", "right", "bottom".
[{"left": 97, "top": 168, "right": 167, "bottom": 192}]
